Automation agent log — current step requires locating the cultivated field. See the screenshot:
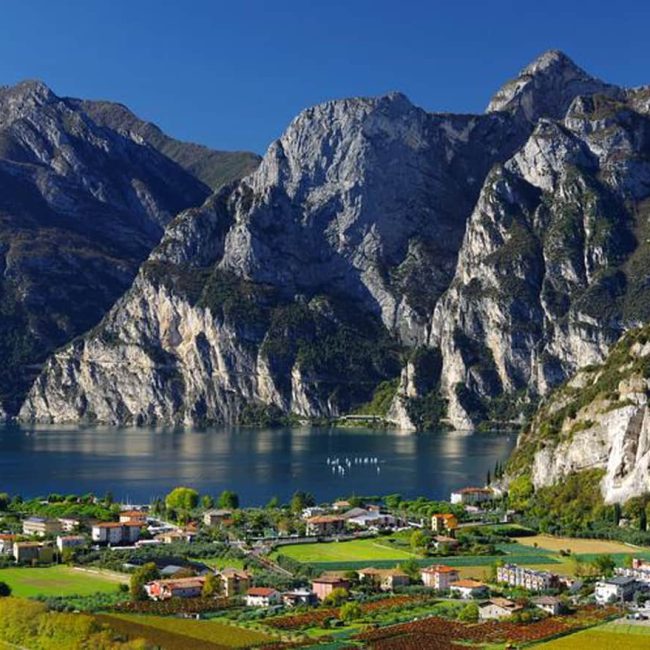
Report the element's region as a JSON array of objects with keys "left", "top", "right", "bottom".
[
  {"left": 99, "top": 614, "right": 274, "bottom": 649},
  {"left": 535, "top": 621, "right": 650, "bottom": 649},
  {"left": 514, "top": 534, "right": 640, "bottom": 554},
  {"left": 0, "top": 566, "right": 123, "bottom": 597}
]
